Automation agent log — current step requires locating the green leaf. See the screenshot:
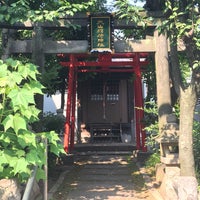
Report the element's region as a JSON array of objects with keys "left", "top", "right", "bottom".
[
  {"left": 26, "top": 151, "right": 40, "bottom": 165},
  {"left": 0, "top": 150, "right": 9, "bottom": 164},
  {"left": 18, "top": 63, "right": 38, "bottom": 80},
  {"left": 0, "top": 131, "right": 16, "bottom": 147},
  {"left": 46, "top": 131, "right": 59, "bottom": 145},
  {"left": 18, "top": 65, "right": 30, "bottom": 79},
  {"left": 0, "top": 105, "right": 3, "bottom": 113},
  {"left": 0, "top": 165, "right": 4, "bottom": 172},
  {"left": 16, "top": 149, "right": 25, "bottom": 157},
  {"left": 50, "top": 143, "right": 60, "bottom": 156},
  {"left": 8, "top": 88, "right": 35, "bottom": 108},
  {"left": 0, "top": 63, "right": 8, "bottom": 77},
  {"left": 6, "top": 58, "right": 21, "bottom": 69},
  {"left": 192, "top": 61, "right": 200, "bottom": 70},
  {"left": 24, "top": 81, "right": 44, "bottom": 94},
  {"left": 13, "top": 157, "right": 28, "bottom": 175},
  {"left": 172, "top": 7, "right": 178, "bottom": 12},
  {"left": 36, "top": 168, "right": 46, "bottom": 181},
  {"left": 4, "top": 149, "right": 17, "bottom": 162},
  {"left": 36, "top": 143, "right": 46, "bottom": 165},
  {"left": 2, "top": 114, "right": 26, "bottom": 133},
  {"left": 18, "top": 131, "right": 36, "bottom": 148},
  {"left": 13, "top": 114, "right": 27, "bottom": 133},
  {"left": 0, "top": 76, "right": 10, "bottom": 87},
  {"left": 22, "top": 106, "right": 40, "bottom": 122},
  {"left": 2, "top": 115, "right": 14, "bottom": 131}
]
